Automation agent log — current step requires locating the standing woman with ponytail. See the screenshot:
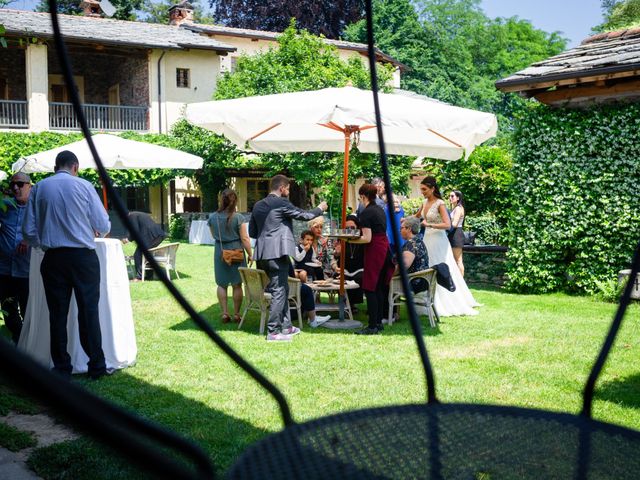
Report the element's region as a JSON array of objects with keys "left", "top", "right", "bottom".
[
  {"left": 448, "top": 190, "right": 466, "bottom": 276},
  {"left": 208, "top": 189, "right": 252, "bottom": 324},
  {"left": 420, "top": 177, "right": 479, "bottom": 317}
]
